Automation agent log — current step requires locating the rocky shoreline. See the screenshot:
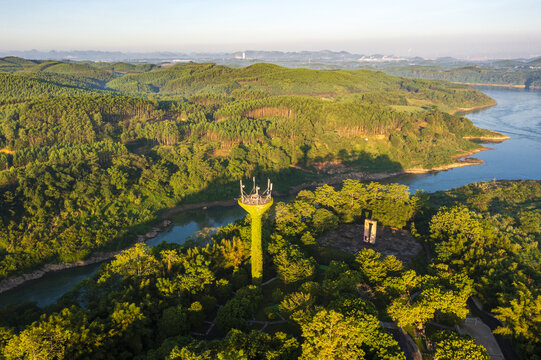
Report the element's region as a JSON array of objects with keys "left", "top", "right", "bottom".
[
  {"left": 452, "top": 102, "right": 497, "bottom": 115},
  {"left": 0, "top": 219, "right": 172, "bottom": 294}
]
